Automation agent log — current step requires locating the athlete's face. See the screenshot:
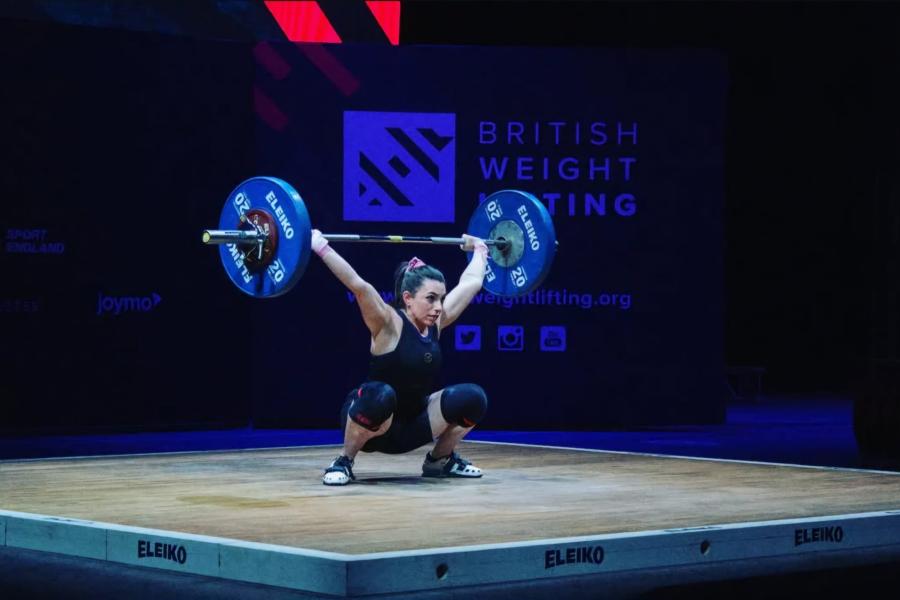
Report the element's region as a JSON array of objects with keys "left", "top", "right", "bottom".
[{"left": 404, "top": 279, "right": 446, "bottom": 330}]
